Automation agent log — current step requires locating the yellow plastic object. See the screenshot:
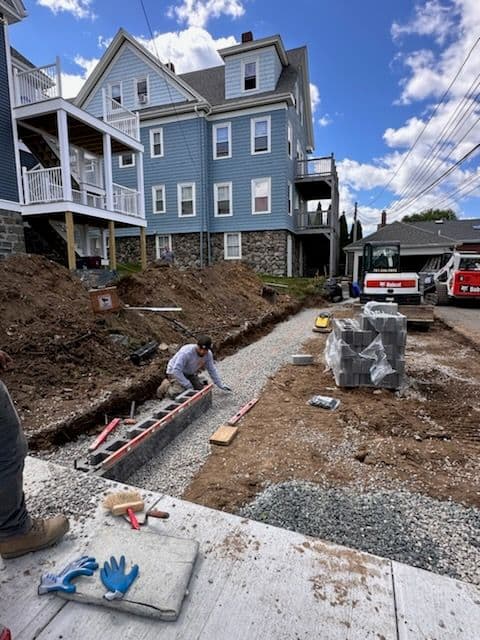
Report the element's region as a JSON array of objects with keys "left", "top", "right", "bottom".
[{"left": 313, "top": 311, "right": 332, "bottom": 333}]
